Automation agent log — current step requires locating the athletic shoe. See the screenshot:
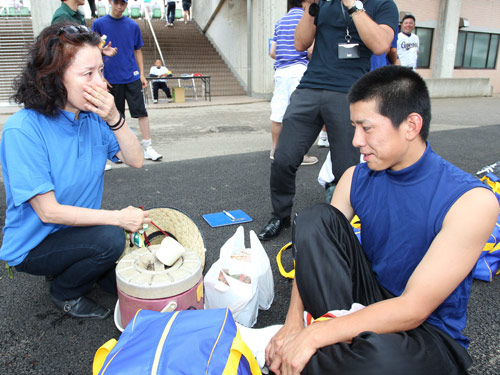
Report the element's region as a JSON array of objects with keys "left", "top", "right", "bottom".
[
  {"left": 104, "top": 164, "right": 112, "bottom": 171},
  {"left": 153, "top": 99, "right": 158, "bottom": 104},
  {"left": 301, "top": 155, "right": 318, "bottom": 166},
  {"left": 167, "top": 98, "right": 173, "bottom": 102},
  {"left": 270, "top": 150, "right": 274, "bottom": 160},
  {"left": 144, "top": 146, "right": 162, "bottom": 161},
  {"left": 317, "top": 131, "right": 329, "bottom": 148}
]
